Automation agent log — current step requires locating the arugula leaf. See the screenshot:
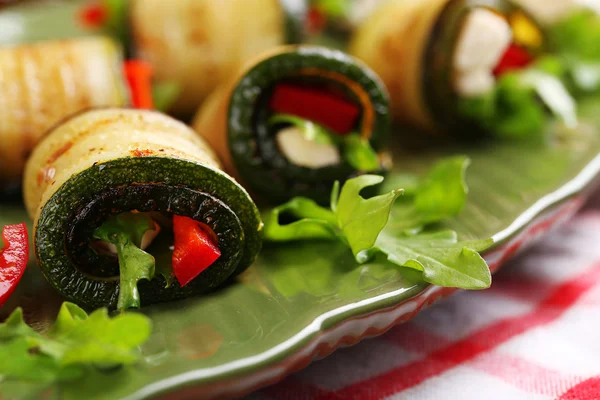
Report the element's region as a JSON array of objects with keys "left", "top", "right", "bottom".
[
  {"left": 384, "top": 156, "right": 470, "bottom": 232},
  {"left": 152, "top": 81, "right": 181, "bottom": 112},
  {"left": 313, "top": 0, "right": 348, "bottom": 17},
  {"left": 371, "top": 231, "right": 492, "bottom": 289},
  {"left": 93, "top": 213, "right": 156, "bottom": 311},
  {"left": 103, "top": 0, "right": 130, "bottom": 48},
  {"left": 460, "top": 59, "right": 577, "bottom": 139},
  {"left": 269, "top": 114, "right": 336, "bottom": 145},
  {"left": 520, "top": 69, "right": 578, "bottom": 129},
  {"left": 264, "top": 158, "right": 493, "bottom": 291},
  {"left": 413, "top": 156, "right": 469, "bottom": 224},
  {"left": 550, "top": 11, "right": 600, "bottom": 62},
  {"left": 269, "top": 114, "right": 380, "bottom": 171},
  {"left": 0, "top": 302, "right": 151, "bottom": 383},
  {"left": 334, "top": 175, "right": 402, "bottom": 261},
  {"left": 264, "top": 197, "right": 339, "bottom": 242},
  {"left": 343, "top": 133, "right": 380, "bottom": 171},
  {"left": 549, "top": 11, "right": 600, "bottom": 92}
]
